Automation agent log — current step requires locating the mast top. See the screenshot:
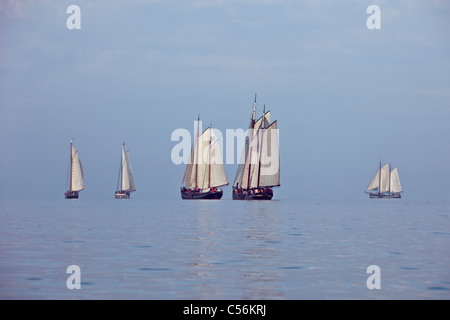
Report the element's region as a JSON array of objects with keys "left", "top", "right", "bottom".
[{"left": 252, "top": 93, "right": 257, "bottom": 122}]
